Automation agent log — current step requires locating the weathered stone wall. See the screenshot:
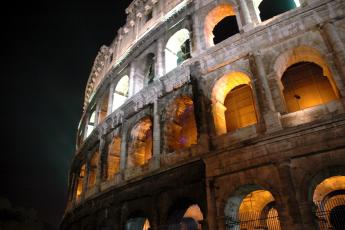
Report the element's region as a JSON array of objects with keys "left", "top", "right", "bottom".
[{"left": 62, "top": 0, "right": 345, "bottom": 229}]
